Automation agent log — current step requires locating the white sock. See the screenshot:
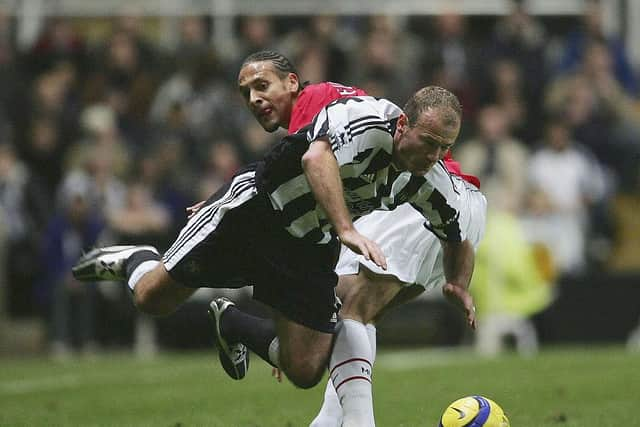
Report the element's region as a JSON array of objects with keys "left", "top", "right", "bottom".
[
  {"left": 309, "top": 323, "right": 377, "bottom": 427},
  {"left": 329, "top": 319, "right": 375, "bottom": 427},
  {"left": 309, "top": 379, "right": 343, "bottom": 427},
  {"left": 268, "top": 337, "right": 280, "bottom": 367},
  {"left": 308, "top": 323, "right": 378, "bottom": 427},
  {"left": 127, "top": 261, "right": 159, "bottom": 291}
]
